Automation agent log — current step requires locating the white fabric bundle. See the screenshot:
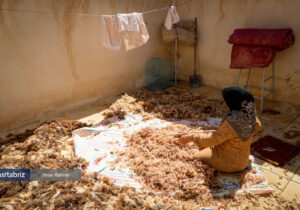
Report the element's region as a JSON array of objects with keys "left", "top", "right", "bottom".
[
  {"left": 101, "top": 13, "right": 149, "bottom": 51},
  {"left": 165, "top": 6, "right": 180, "bottom": 30}
]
